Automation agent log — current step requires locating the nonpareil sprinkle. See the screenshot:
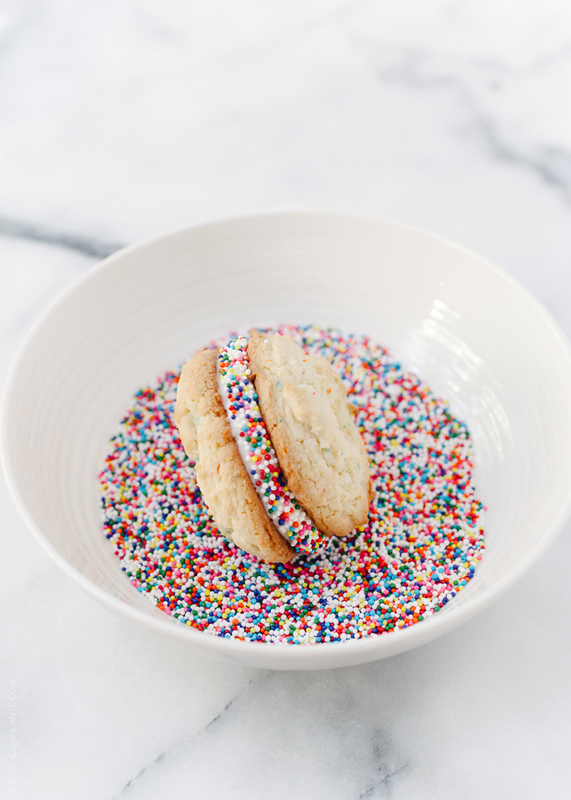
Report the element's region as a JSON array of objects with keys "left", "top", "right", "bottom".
[{"left": 99, "top": 325, "right": 485, "bottom": 644}]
